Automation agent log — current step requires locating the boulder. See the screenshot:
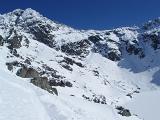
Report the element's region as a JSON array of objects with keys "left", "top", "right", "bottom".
[
  {"left": 116, "top": 106, "right": 131, "bottom": 117},
  {"left": 31, "top": 77, "right": 58, "bottom": 95},
  {"left": 6, "top": 61, "right": 22, "bottom": 71},
  {"left": 16, "top": 66, "right": 39, "bottom": 78},
  {"left": 49, "top": 79, "right": 73, "bottom": 87}
]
